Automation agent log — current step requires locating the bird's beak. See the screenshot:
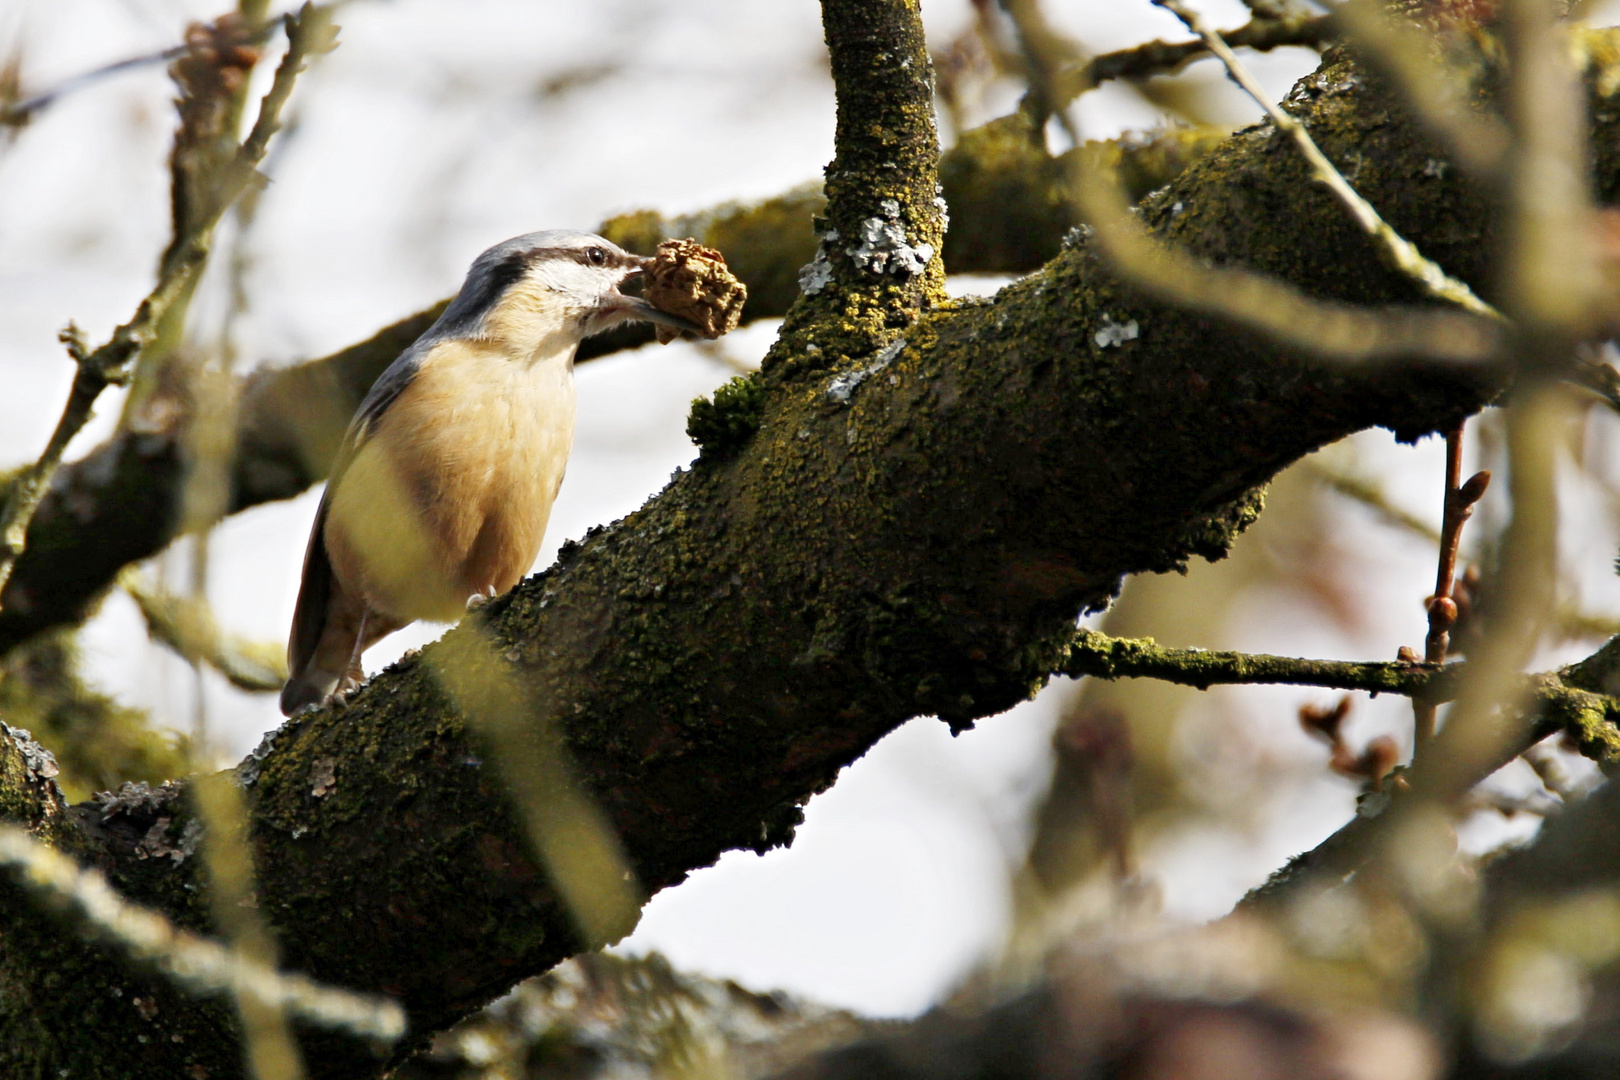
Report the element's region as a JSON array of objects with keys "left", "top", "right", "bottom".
[
  {"left": 618, "top": 295, "right": 703, "bottom": 335},
  {"left": 608, "top": 262, "right": 703, "bottom": 336}
]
